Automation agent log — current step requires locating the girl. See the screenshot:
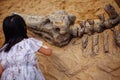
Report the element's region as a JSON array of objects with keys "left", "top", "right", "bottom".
[{"left": 0, "top": 14, "right": 52, "bottom": 80}]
